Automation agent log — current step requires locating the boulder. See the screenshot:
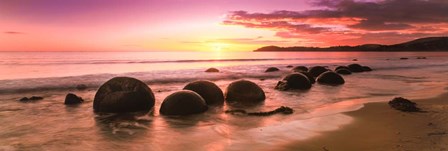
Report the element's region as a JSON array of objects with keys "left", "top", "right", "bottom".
[
  {"left": 317, "top": 71, "right": 345, "bottom": 85},
  {"left": 400, "top": 57, "right": 409, "bottom": 60},
  {"left": 299, "top": 71, "right": 315, "bottom": 84},
  {"left": 348, "top": 64, "right": 364, "bottom": 72},
  {"left": 65, "top": 93, "right": 84, "bottom": 105},
  {"left": 93, "top": 77, "right": 155, "bottom": 113},
  {"left": 275, "top": 73, "right": 311, "bottom": 90},
  {"left": 362, "top": 66, "right": 373, "bottom": 72},
  {"left": 335, "top": 66, "right": 350, "bottom": 71},
  {"left": 286, "top": 65, "right": 293, "bottom": 68},
  {"left": 336, "top": 69, "right": 352, "bottom": 75},
  {"left": 308, "top": 66, "right": 328, "bottom": 77},
  {"left": 265, "top": 67, "right": 280, "bottom": 72},
  {"left": 225, "top": 80, "right": 265, "bottom": 104},
  {"left": 76, "top": 84, "right": 88, "bottom": 90},
  {"left": 352, "top": 59, "right": 358, "bottom": 61},
  {"left": 160, "top": 90, "right": 208, "bottom": 115},
  {"left": 388, "top": 97, "right": 420, "bottom": 112},
  {"left": 183, "top": 80, "right": 224, "bottom": 106},
  {"left": 205, "top": 68, "right": 219, "bottom": 72},
  {"left": 292, "top": 66, "right": 308, "bottom": 72}
]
